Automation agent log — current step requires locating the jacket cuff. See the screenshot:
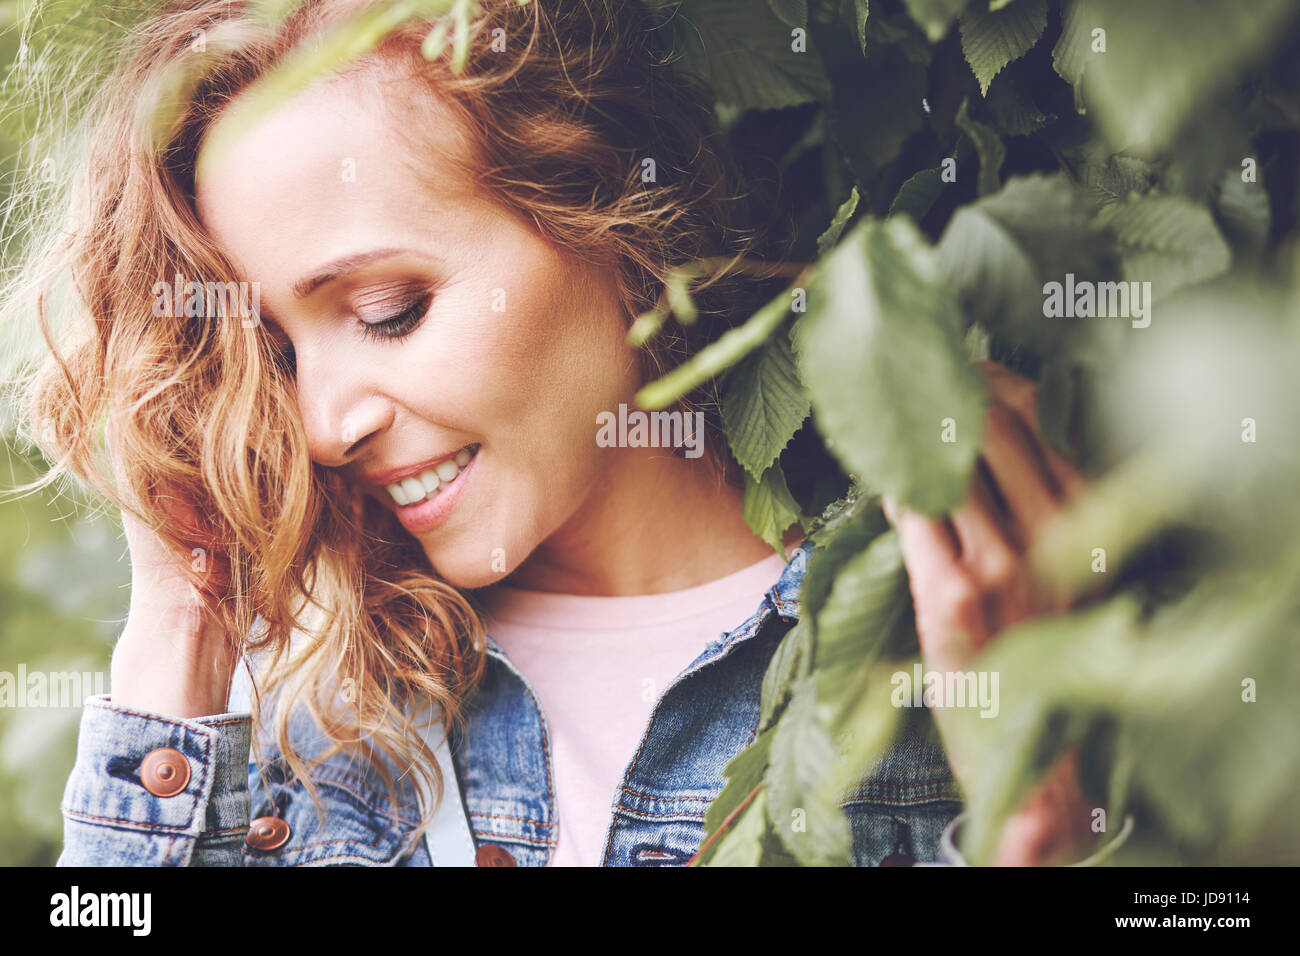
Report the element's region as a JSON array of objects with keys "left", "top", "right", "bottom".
[
  {"left": 937, "top": 811, "right": 1135, "bottom": 866},
  {"left": 59, "top": 695, "right": 252, "bottom": 866}
]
